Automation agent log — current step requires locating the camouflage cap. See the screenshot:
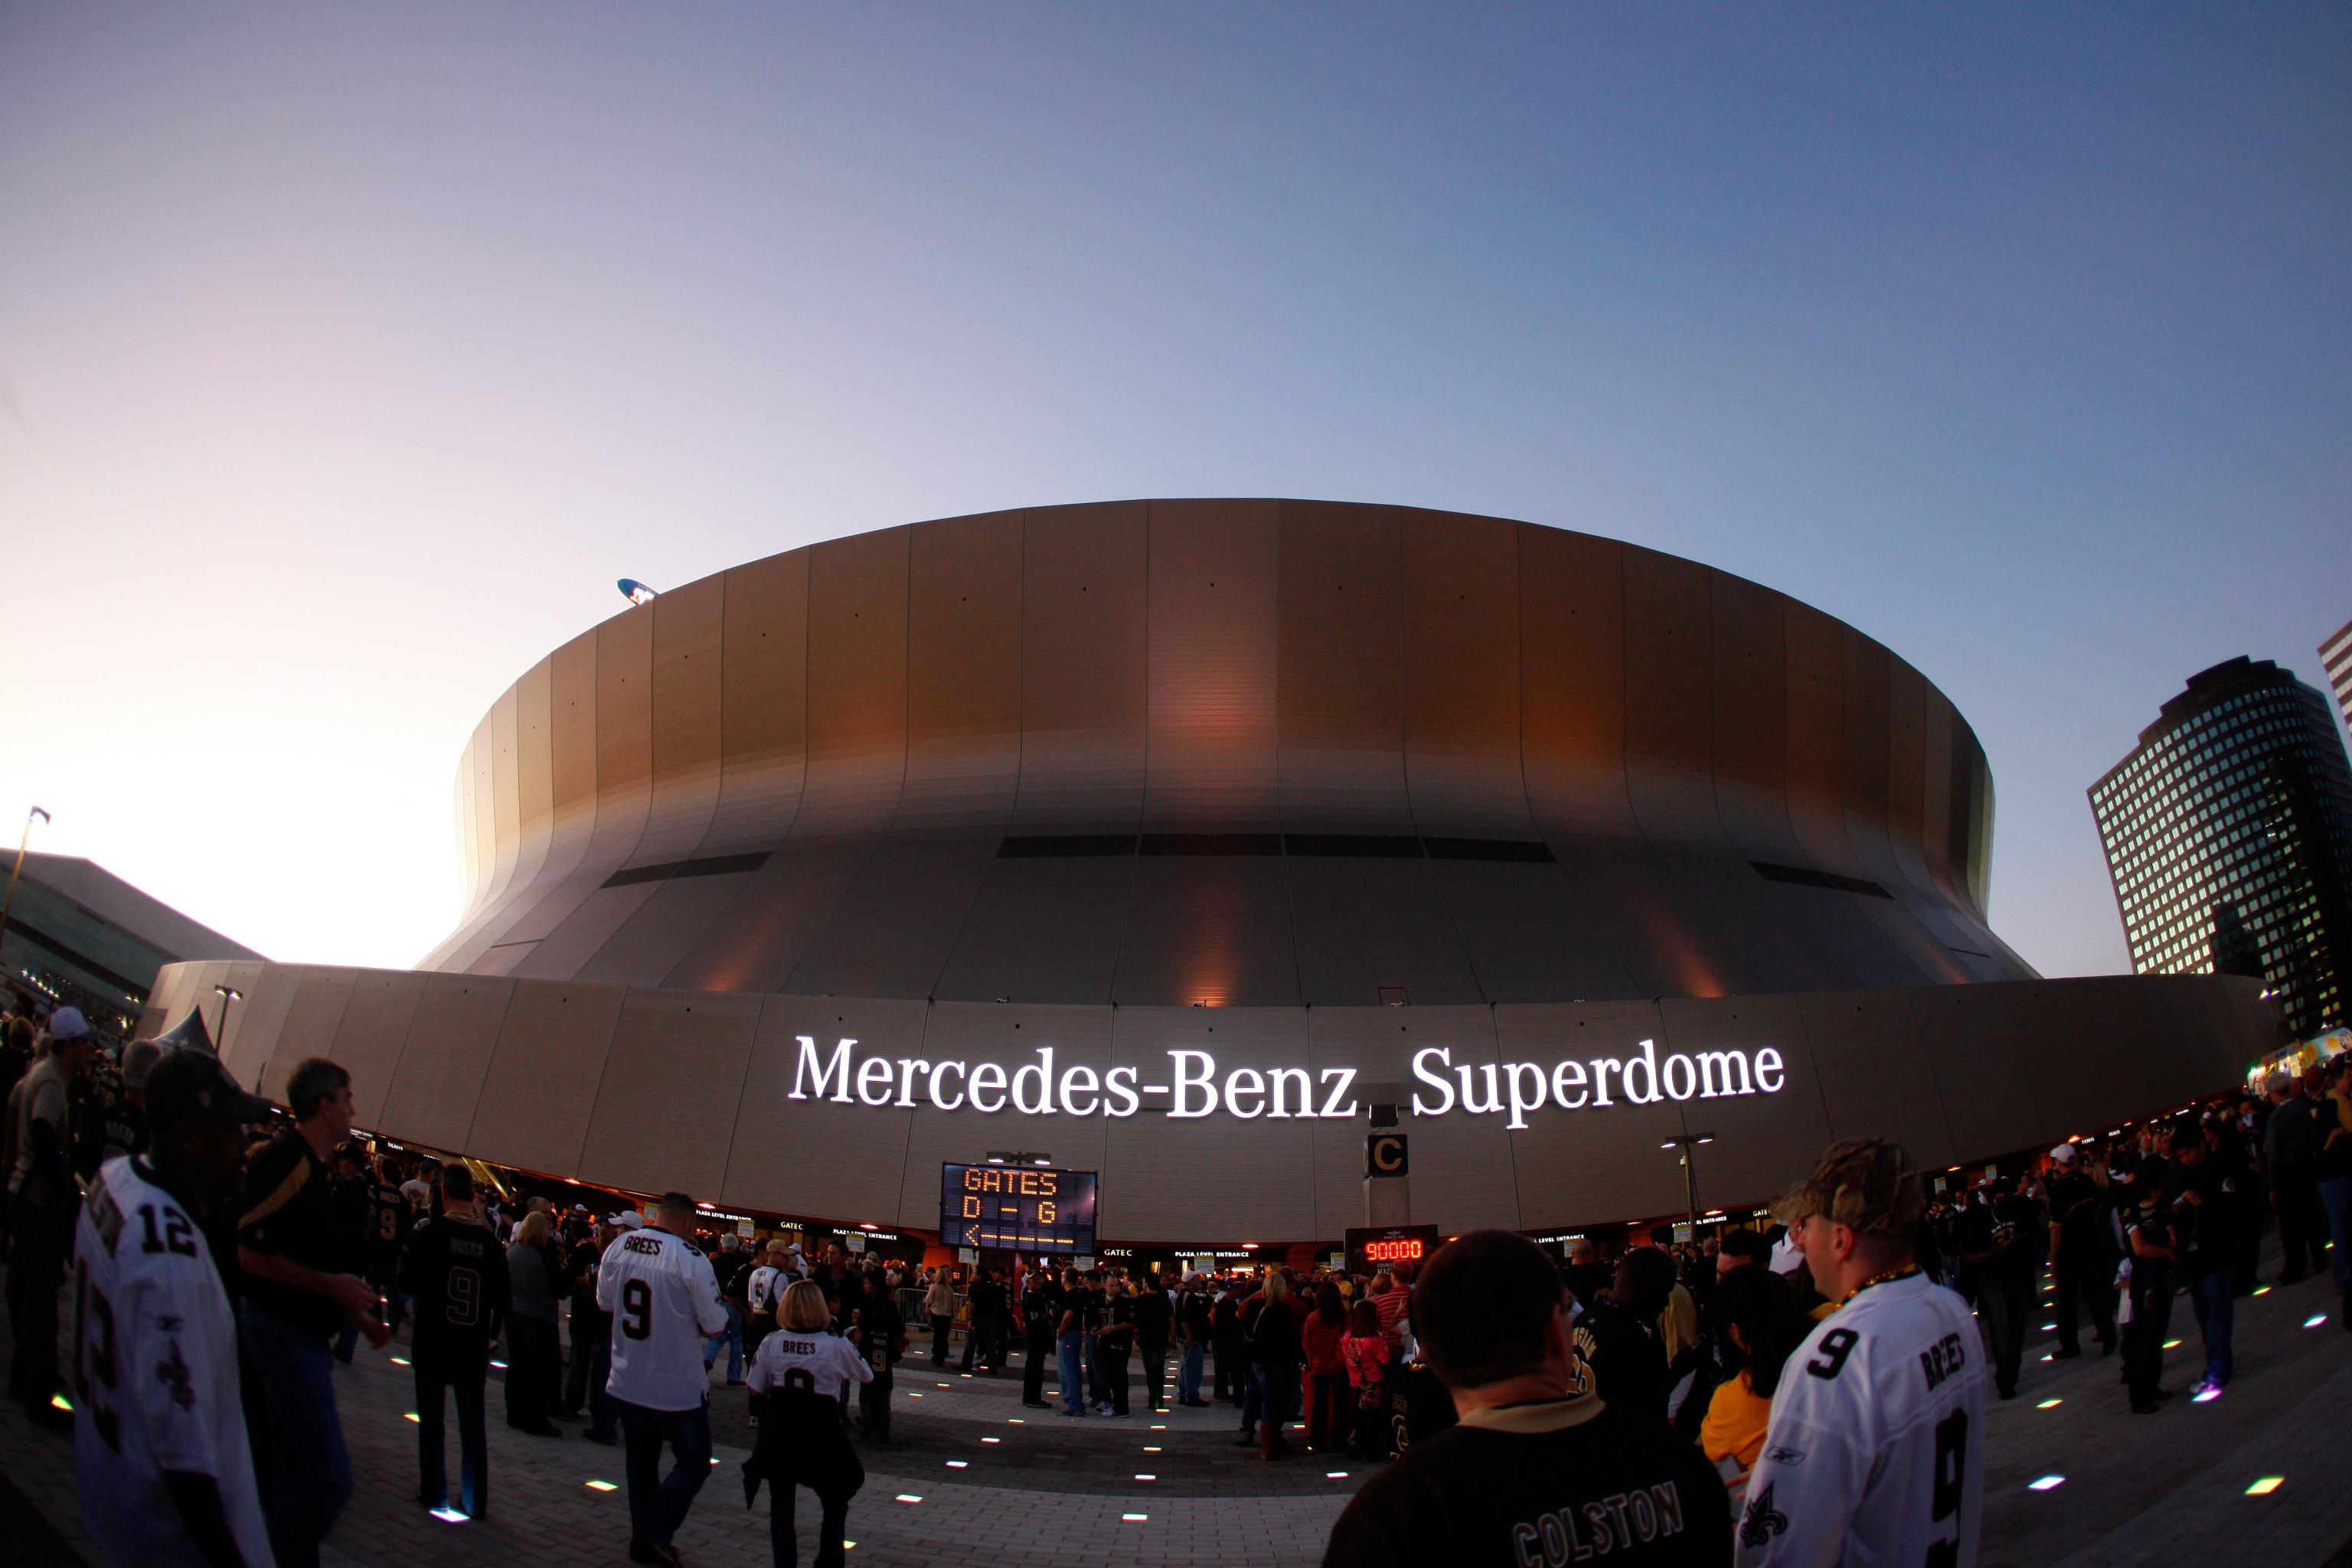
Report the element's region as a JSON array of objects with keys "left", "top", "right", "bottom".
[{"left": 1775, "top": 1137, "right": 1926, "bottom": 1240}]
